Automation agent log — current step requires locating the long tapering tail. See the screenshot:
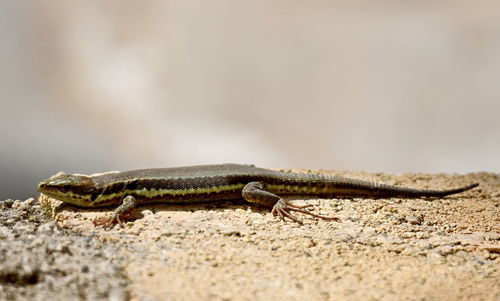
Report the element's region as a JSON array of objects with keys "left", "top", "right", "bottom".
[
  {"left": 266, "top": 170, "right": 479, "bottom": 198},
  {"left": 363, "top": 182, "right": 479, "bottom": 198}
]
